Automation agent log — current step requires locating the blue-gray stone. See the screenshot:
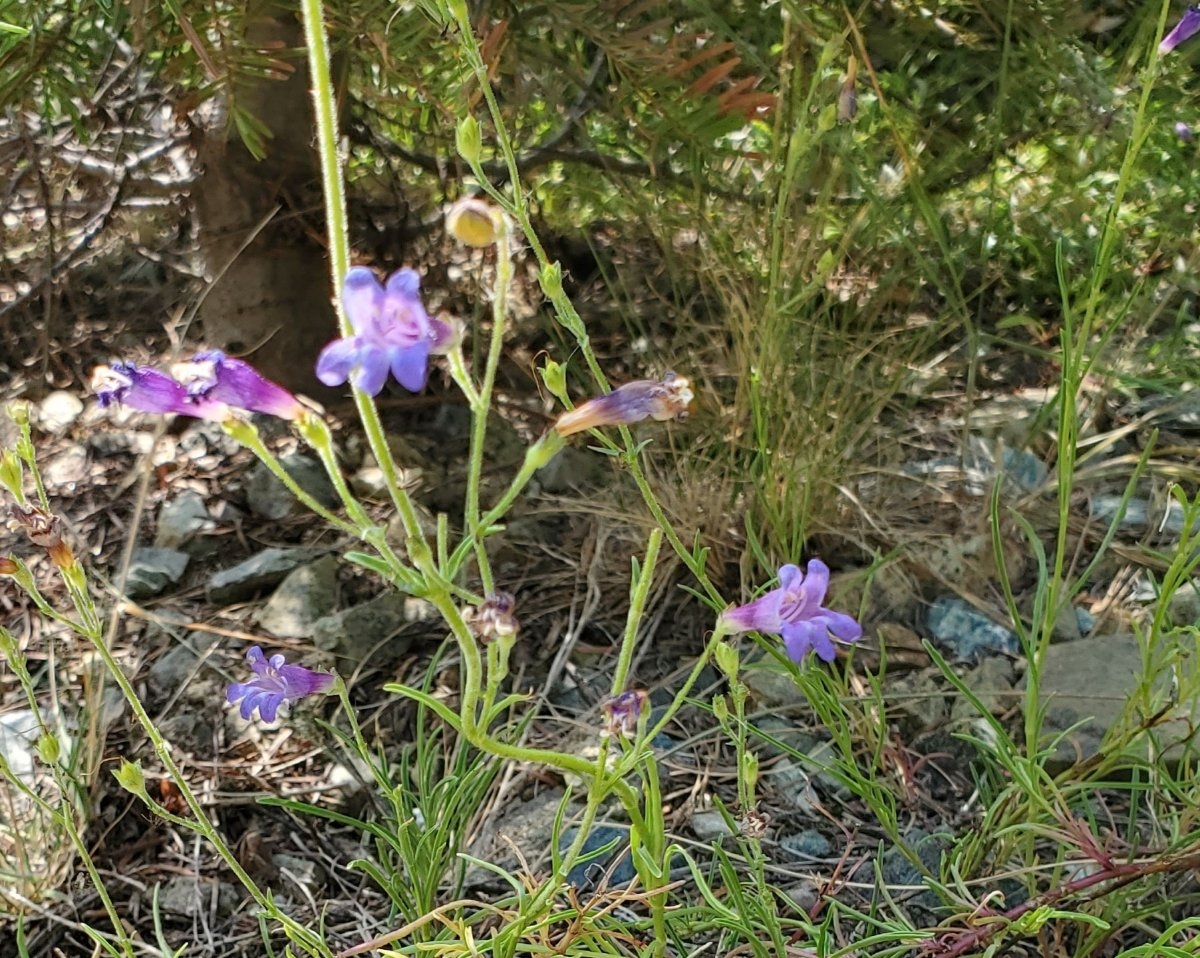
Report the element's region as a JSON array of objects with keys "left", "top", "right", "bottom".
[
  {"left": 926, "top": 596, "right": 1019, "bottom": 662},
  {"left": 1091, "top": 495, "right": 1185, "bottom": 538},
  {"left": 125, "top": 547, "right": 190, "bottom": 598},
  {"left": 207, "top": 547, "right": 323, "bottom": 603},
  {"left": 562, "top": 825, "right": 634, "bottom": 889},
  {"left": 779, "top": 829, "right": 832, "bottom": 860}
]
